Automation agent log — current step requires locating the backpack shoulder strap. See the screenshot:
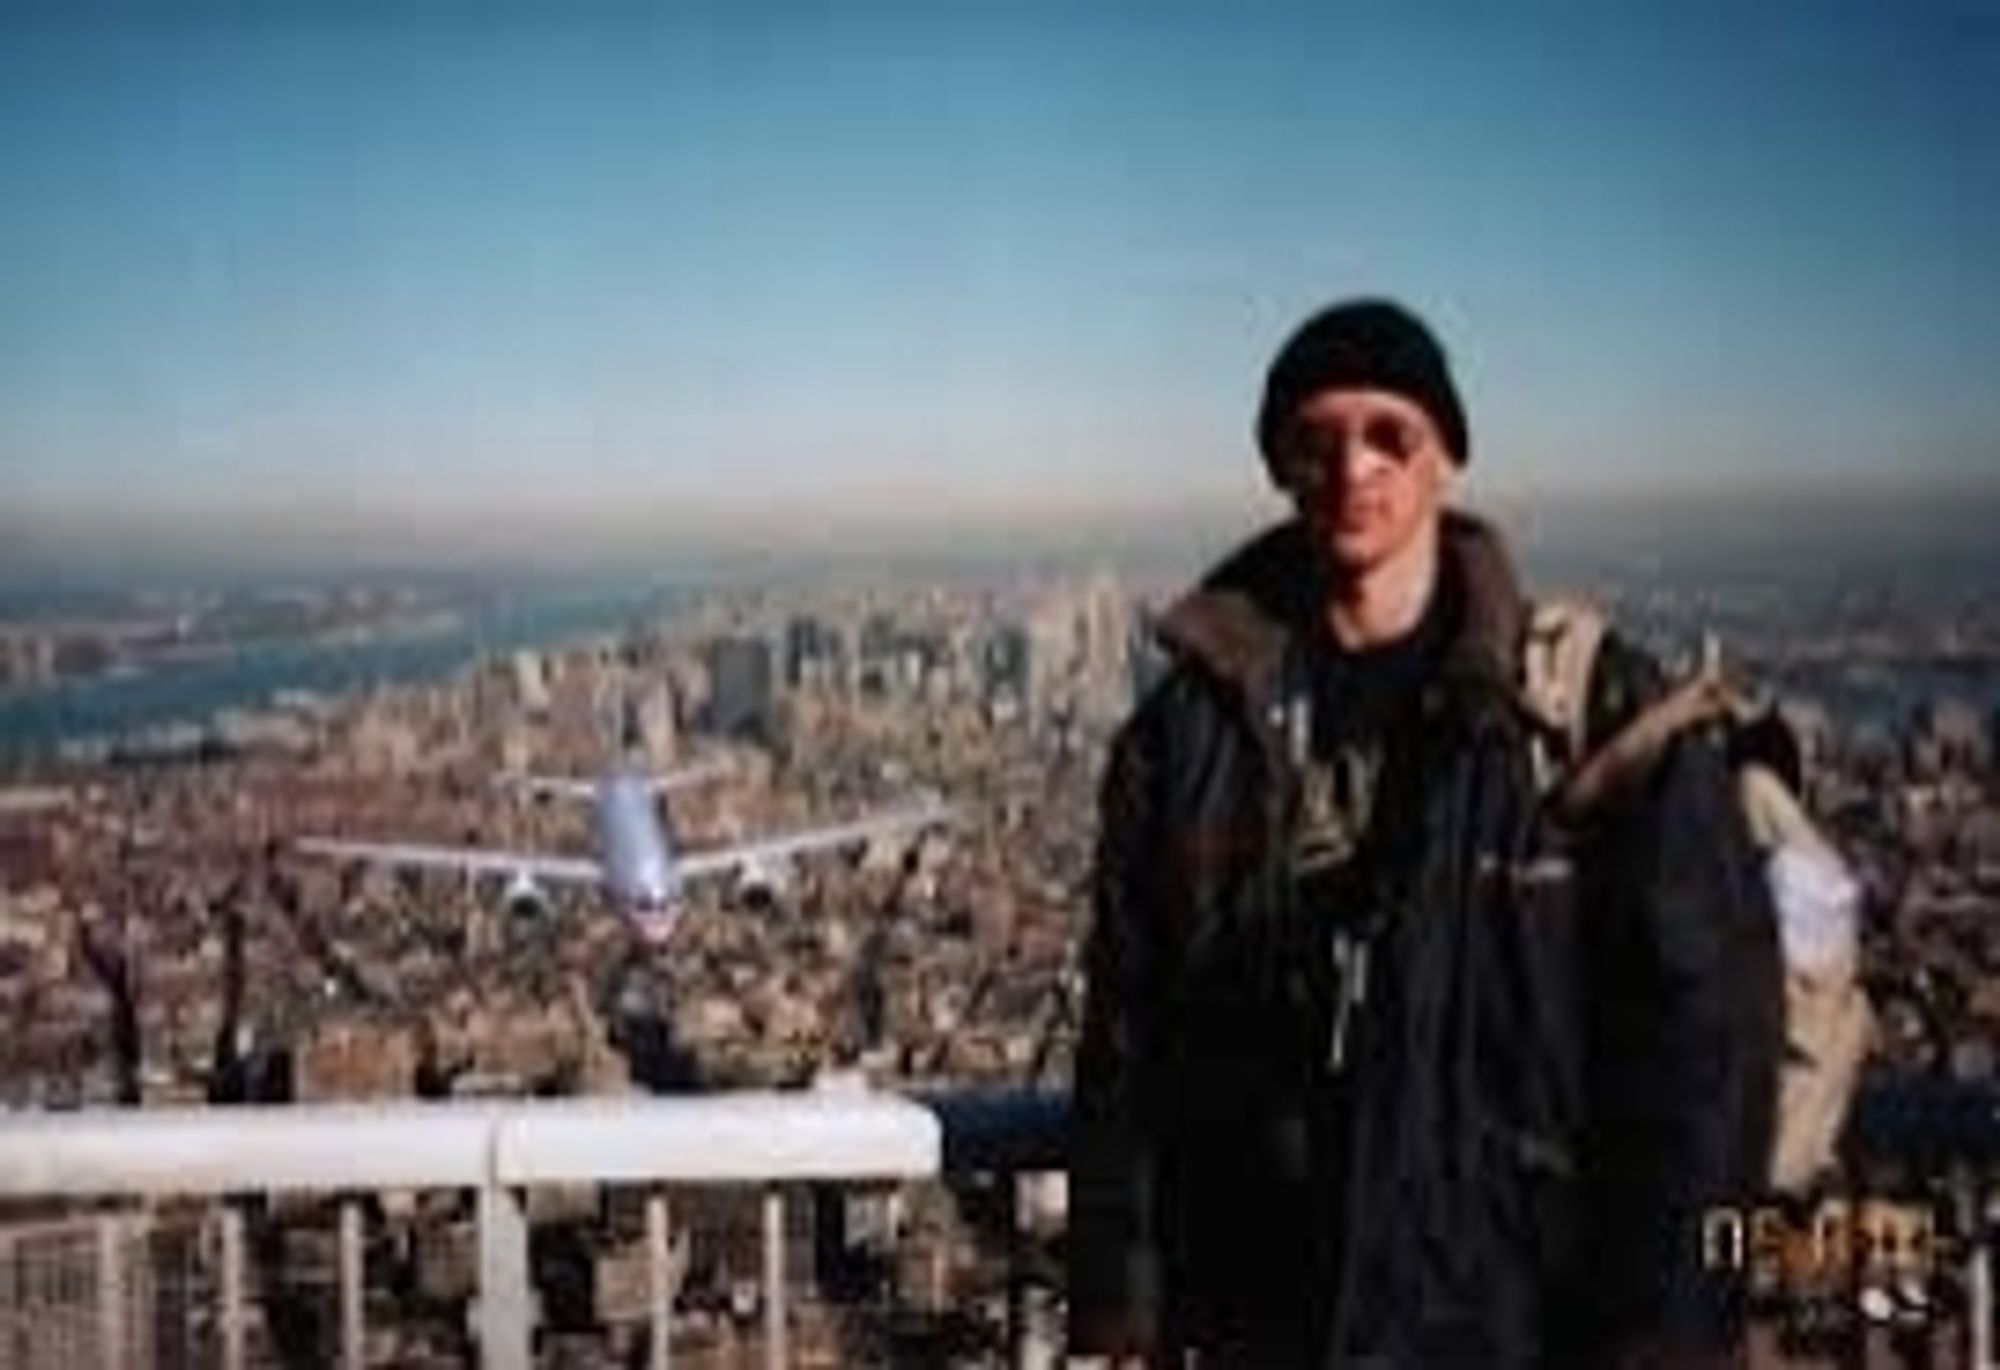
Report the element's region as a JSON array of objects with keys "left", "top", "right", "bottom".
[
  {"left": 1521, "top": 597, "right": 1610, "bottom": 790},
  {"left": 1557, "top": 634, "right": 1752, "bottom": 819},
  {"left": 1524, "top": 603, "right": 1756, "bottom": 818}
]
